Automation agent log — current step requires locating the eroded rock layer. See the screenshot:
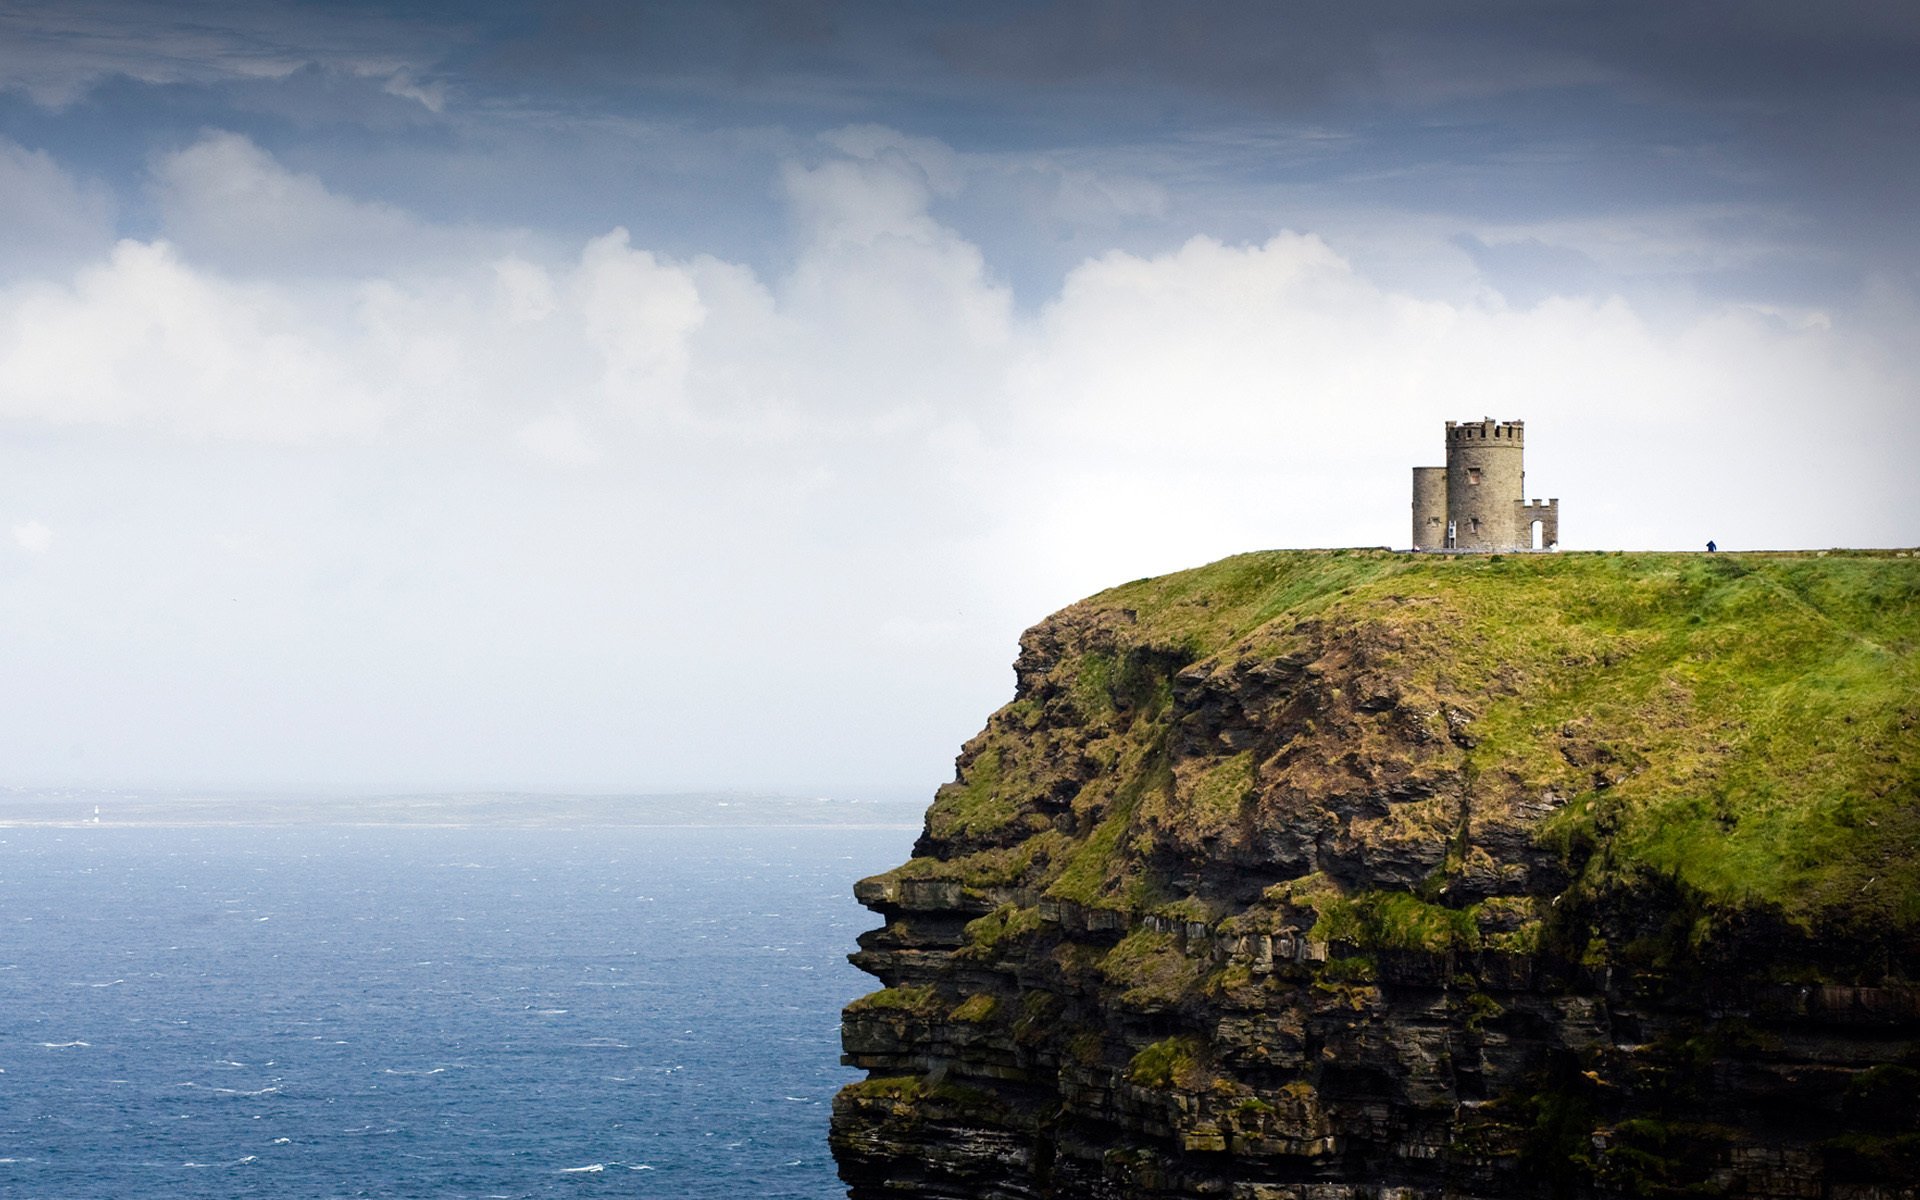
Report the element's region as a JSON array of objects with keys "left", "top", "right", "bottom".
[{"left": 831, "top": 550, "right": 1920, "bottom": 1200}]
